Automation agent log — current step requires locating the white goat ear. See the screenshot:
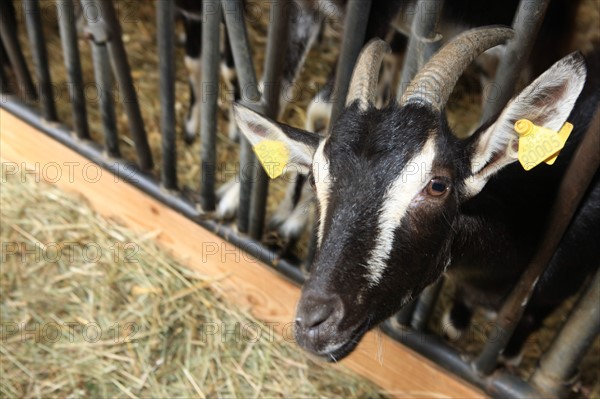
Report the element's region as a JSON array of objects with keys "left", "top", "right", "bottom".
[
  {"left": 465, "top": 52, "right": 587, "bottom": 196},
  {"left": 233, "top": 103, "right": 321, "bottom": 174}
]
